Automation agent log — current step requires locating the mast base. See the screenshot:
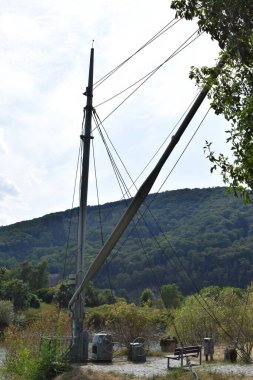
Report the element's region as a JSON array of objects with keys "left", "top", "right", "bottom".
[{"left": 69, "top": 330, "right": 89, "bottom": 363}]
